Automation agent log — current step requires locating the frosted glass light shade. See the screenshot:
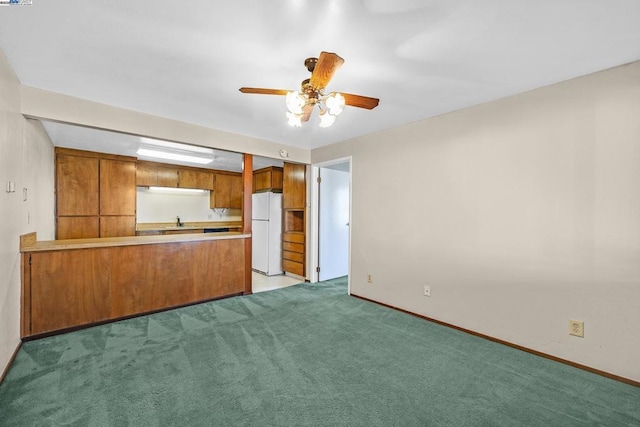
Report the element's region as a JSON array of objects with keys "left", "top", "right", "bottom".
[
  {"left": 325, "top": 92, "right": 345, "bottom": 116},
  {"left": 286, "top": 91, "right": 306, "bottom": 114},
  {"left": 318, "top": 111, "right": 336, "bottom": 128}
]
